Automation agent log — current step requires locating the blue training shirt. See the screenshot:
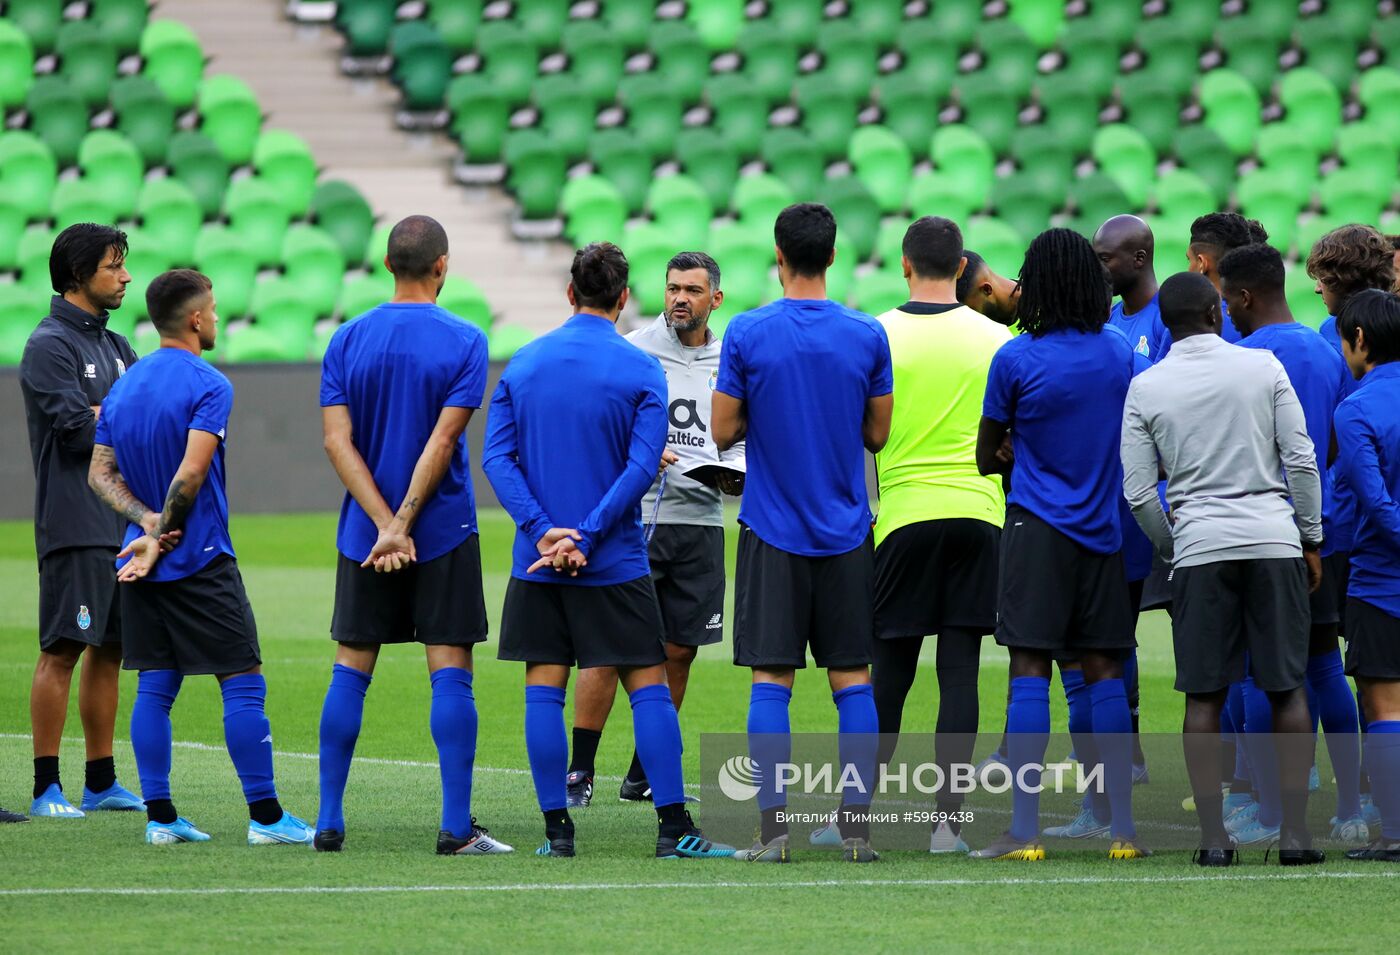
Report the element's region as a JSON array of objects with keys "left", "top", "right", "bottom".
[
  {"left": 1334, "top": 362, "right": 1400, "bottom": 618},
  {"left": 1119, "top": 349, "right": 1155, "bottom": 582},
  {"left": 95, "top": 347, "right": 235, "bottom": 582},
  {"left": 1238, "top": 321, "right": 1351, "bottom": 556},
  {"left": 1108, "top": 294, "right": 1163, "bottom": 362},
  {"left": 320, "top": 302, "right": 489, "bottom": 564},
  {"left": 1152, "top": 296, "right": 1243, "bottom": 358},
  {"left": 482, "top": 312, "right": 668, "bottom": 586},
  {"left": 1317, "top": 313, "right": 1361, "bottom": 552},
  {"left": 716, "top": 298, "right": 893, "bottom": 557},
  {"left": 983, "top": 325, "right": 1136, "bottom": 555}
]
